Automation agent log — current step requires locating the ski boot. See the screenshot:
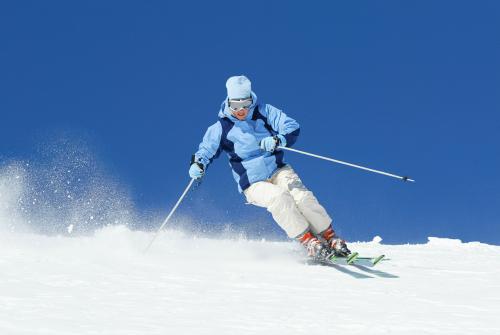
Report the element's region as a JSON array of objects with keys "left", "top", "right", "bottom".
[
  {"left": 297, "top": 231, "right": 333, "bottom": 261},
  {"left": 321, "top": 226, "right": 351, "bottom": 257}
]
